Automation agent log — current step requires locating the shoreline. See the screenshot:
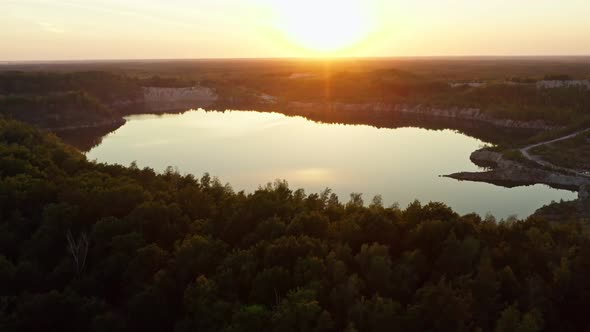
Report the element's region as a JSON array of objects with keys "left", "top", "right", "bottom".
[
  {"left": 44, "top": 118, "right": 126, "bottom": 132},
  {"left": 279, "top": 102, "right": 559, "bottom": 130},
  {"left": 52, "top": 103, "right": 589, "bottom": 218},
  {"left": 45, "top": 100, "right": 588, "bottom": 196},
  {"left": 444, "top": 149, "right": 590, "bottom": 199}
]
